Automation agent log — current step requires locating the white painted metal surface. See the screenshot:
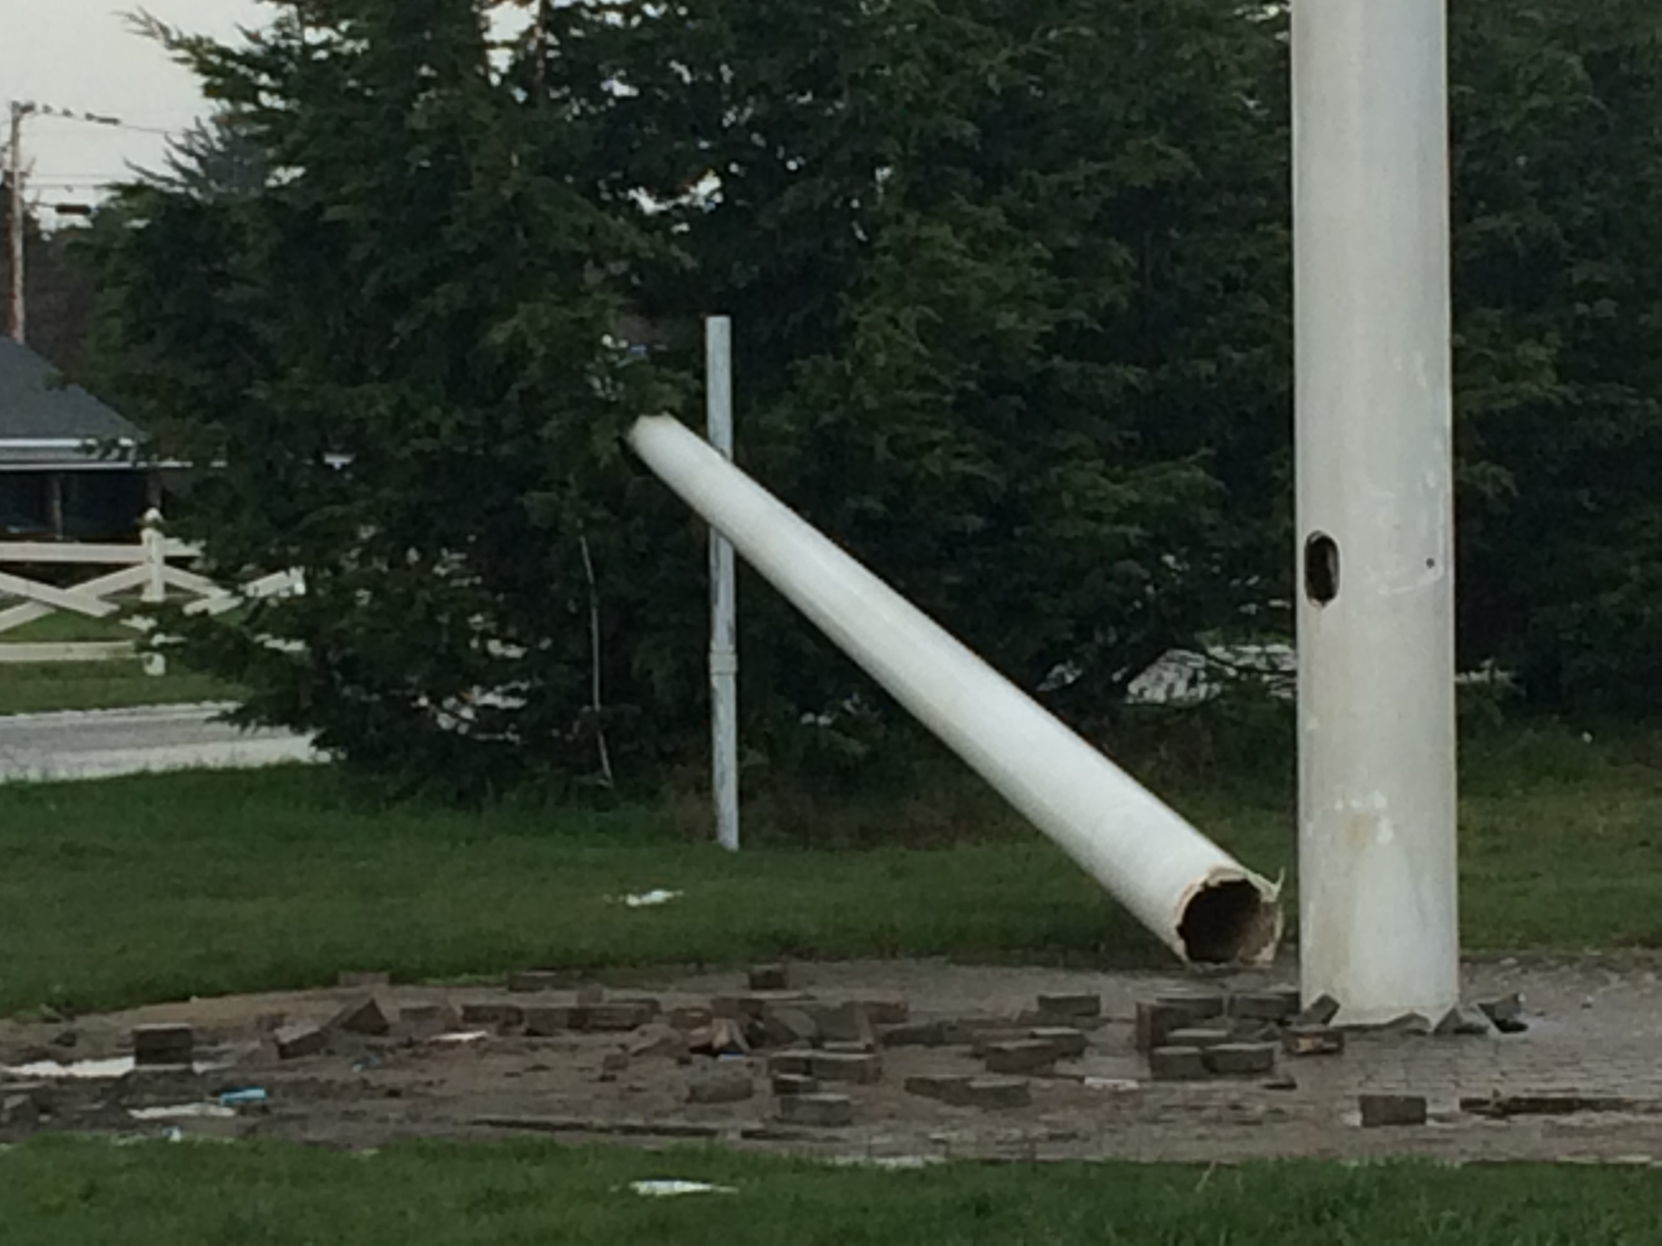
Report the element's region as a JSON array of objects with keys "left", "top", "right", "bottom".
[
  {"left": 1293, "top": 0, "right": 1459, "bottom": 1021},
  {"left": 706, "top": 317, "right": 740, "bottom": 852},
  {"left": 629, "top": 415, "right": 1280, "bottom": 964}
]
